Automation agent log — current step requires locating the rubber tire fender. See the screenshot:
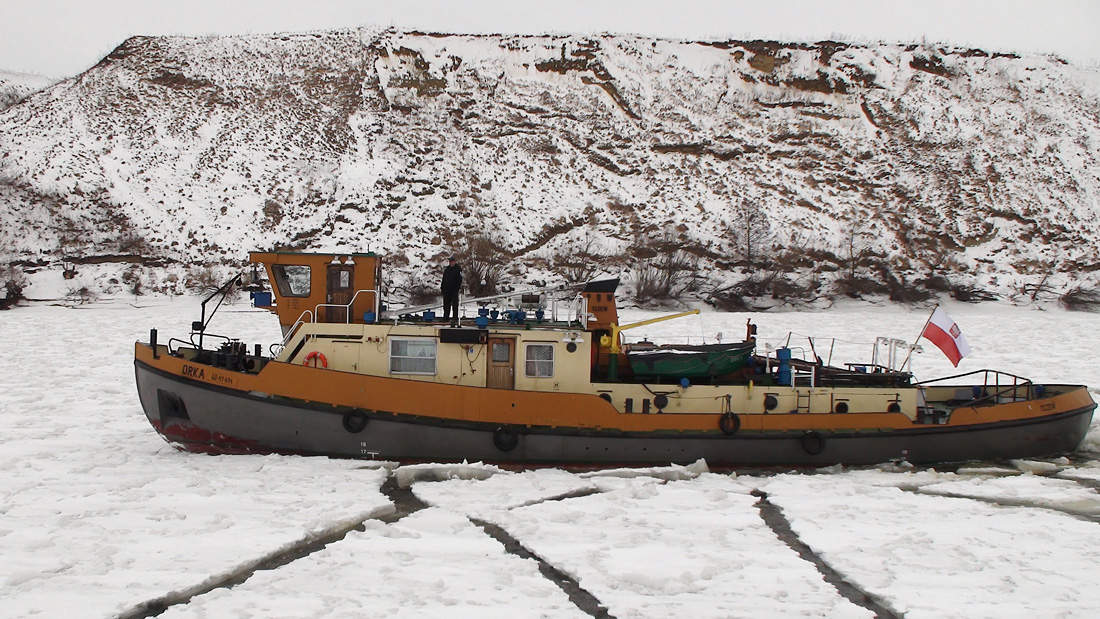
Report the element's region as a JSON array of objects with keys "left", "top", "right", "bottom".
[
  {"left": 800, "top": 430, "right": 825, "bottom": 455},
  {"left": 342, "top": 411, "right": 368, "bottom": 434},
  {"left": 492, "top": 426, "right": 519, "bottom": 452},
  {"left": 718, "top": 412, "right": 740, "bottom": 436}
]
